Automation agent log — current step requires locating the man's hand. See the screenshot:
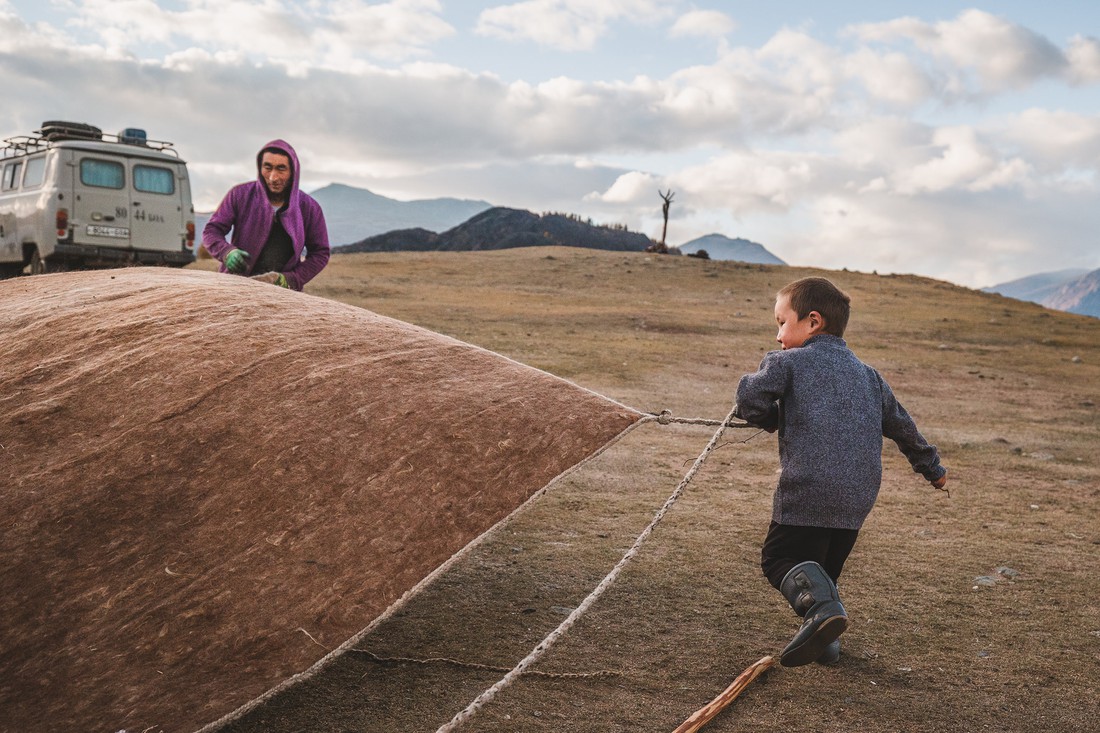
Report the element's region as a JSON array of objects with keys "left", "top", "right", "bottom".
[
  {"left": 225, "top": 248, "right": 250, "bottom": 274},
  {"left": 250, "top": 271, "right": 290, "bottom": 288}
]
